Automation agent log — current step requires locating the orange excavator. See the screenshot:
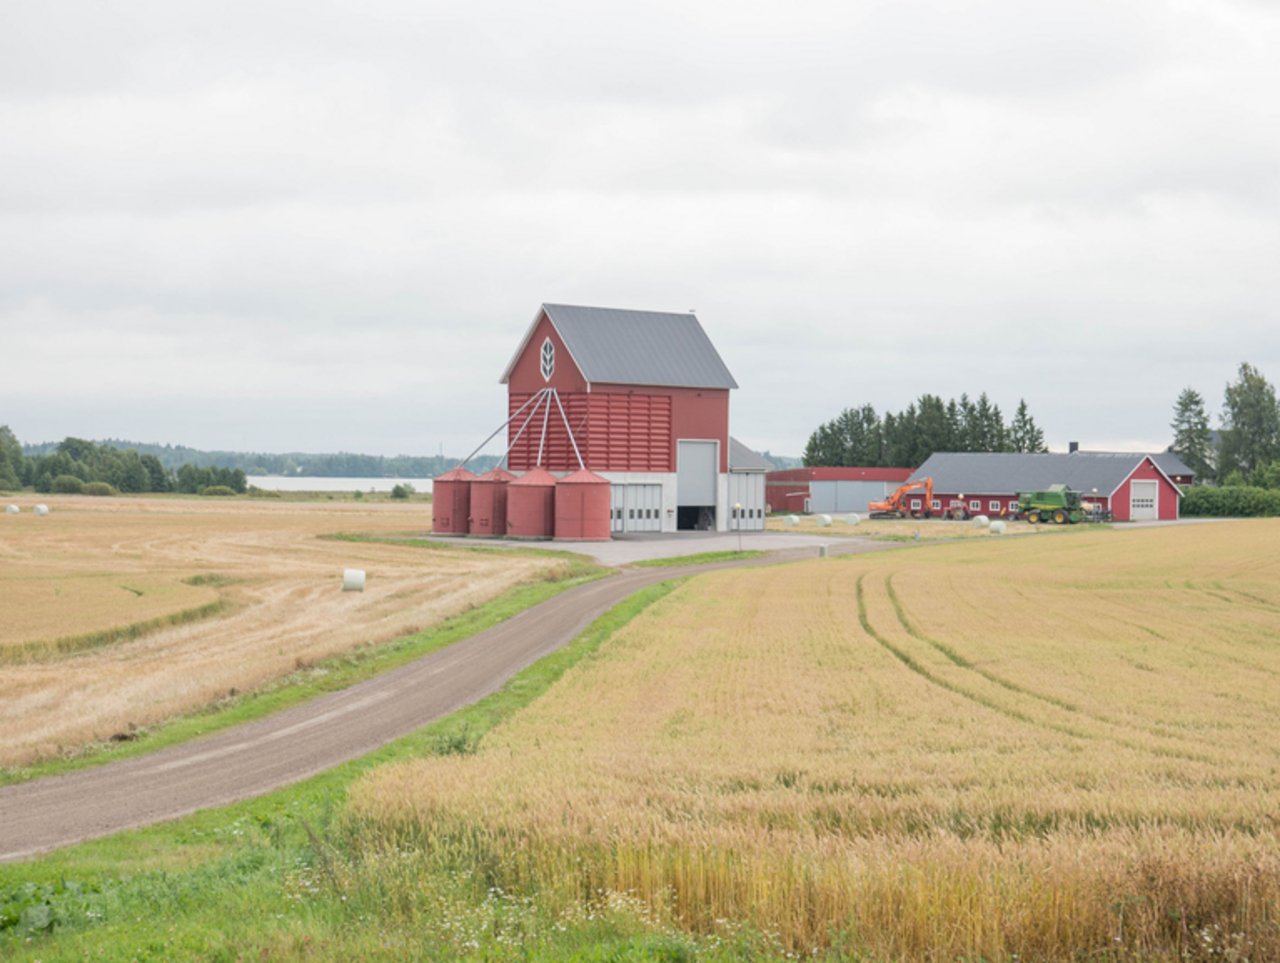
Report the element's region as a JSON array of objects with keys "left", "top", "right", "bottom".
[{"left": 868, "top": 477, "right": 934, "bottom": 519}]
